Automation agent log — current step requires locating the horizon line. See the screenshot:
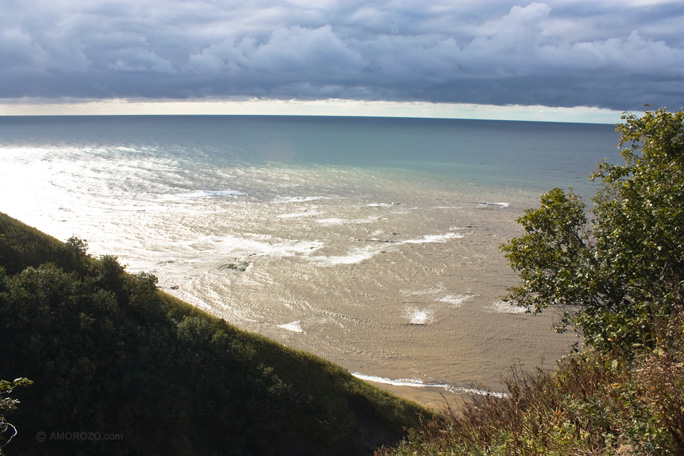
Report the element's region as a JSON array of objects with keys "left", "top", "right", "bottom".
[{"left": 0, "top": 98, "right": 627, "bottom": 124}]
